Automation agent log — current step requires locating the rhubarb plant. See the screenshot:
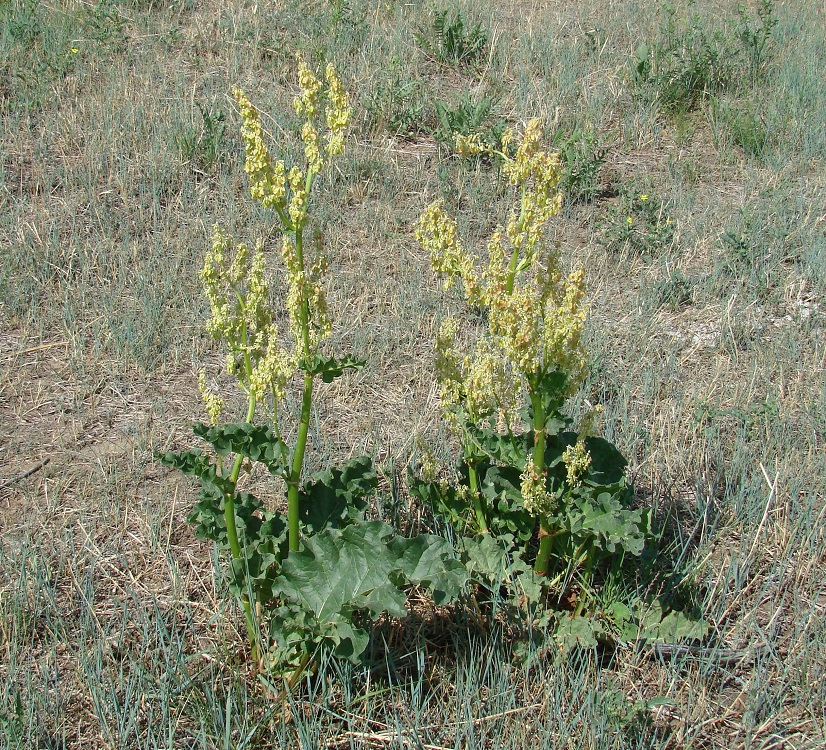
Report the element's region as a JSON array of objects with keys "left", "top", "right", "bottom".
[
  {"left": 158, "top": 59, "right": 465, "bottom": 678},
  {"left": 413, "top": 121, "right": 650, "bottom": 609}
]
